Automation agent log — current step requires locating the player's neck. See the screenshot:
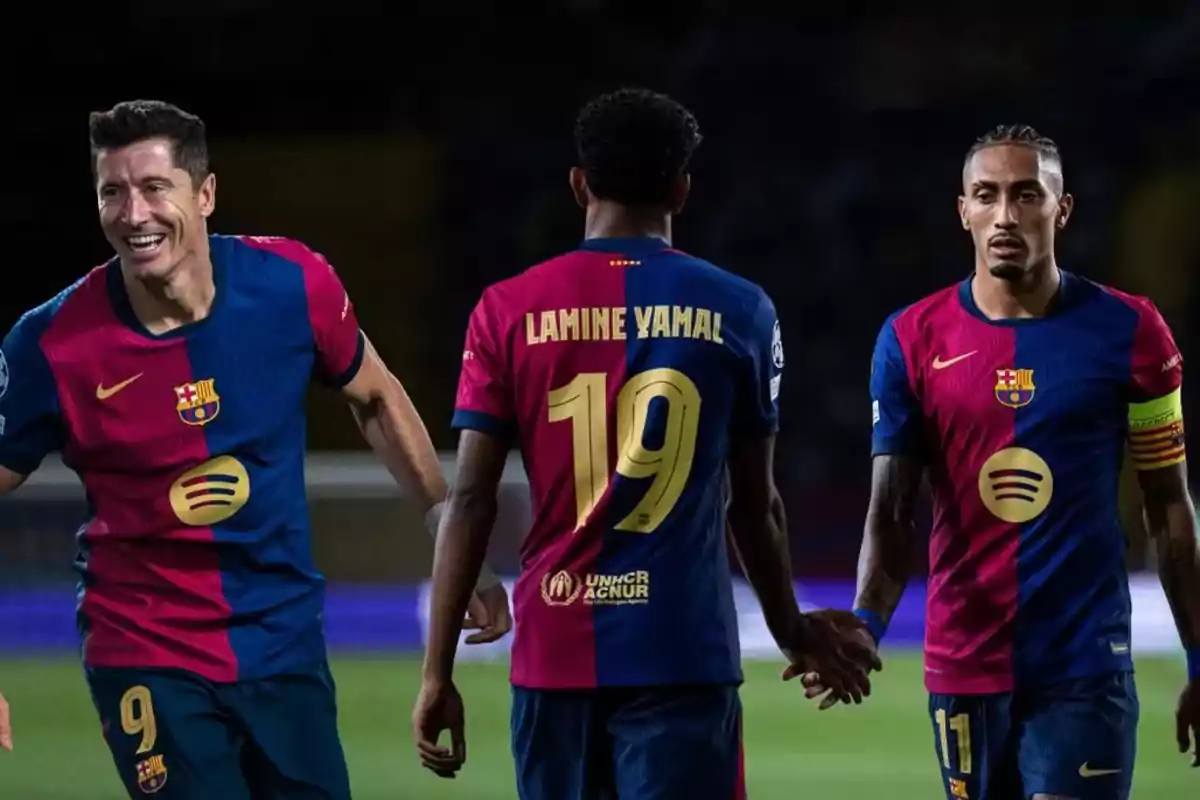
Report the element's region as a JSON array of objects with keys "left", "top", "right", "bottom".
[
  {"left": 122, "top": 249, "right": 217, "bottom": 335},
  {"left": 971, "top": 260, "right": 1061, "bottom": 320},
  {"left": 583, "top": 201, "right": 672, "bottom": 244}
]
